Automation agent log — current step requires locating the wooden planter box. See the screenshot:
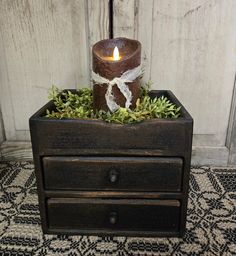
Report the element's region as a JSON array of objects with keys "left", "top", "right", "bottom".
[{"left": 29, "top": 90, "right": 193, "bottom": 237}]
